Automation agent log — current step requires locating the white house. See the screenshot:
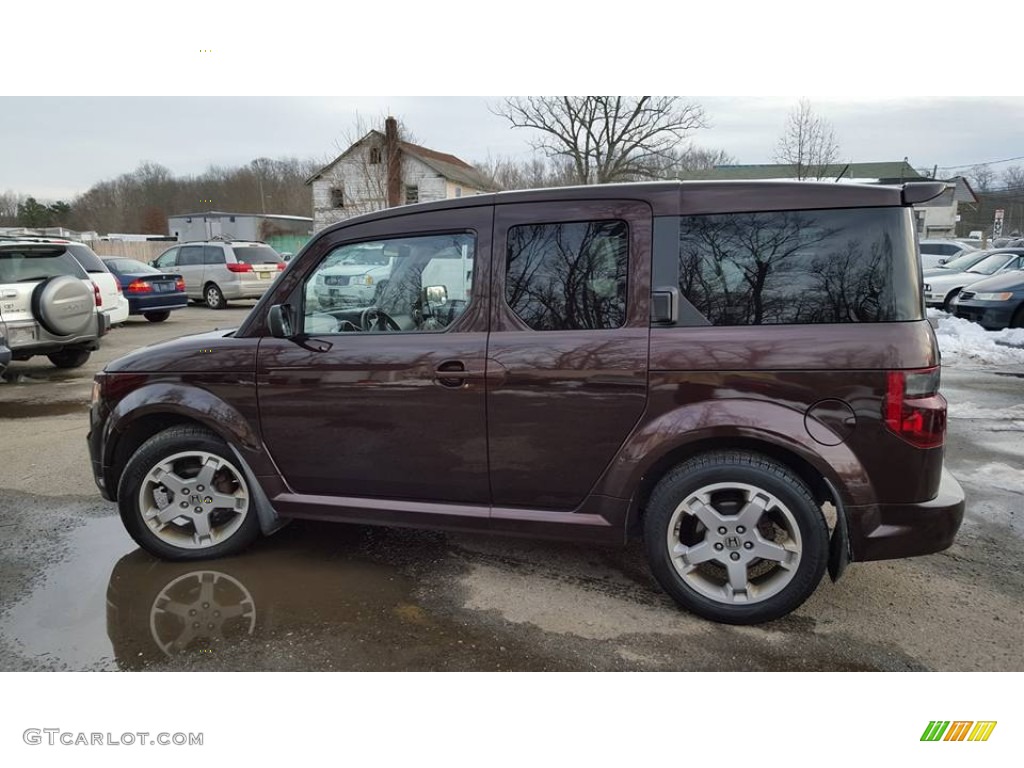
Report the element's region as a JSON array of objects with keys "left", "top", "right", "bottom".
[{"left": 306, "top": 117, "right": 494, "bottom": 232}]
